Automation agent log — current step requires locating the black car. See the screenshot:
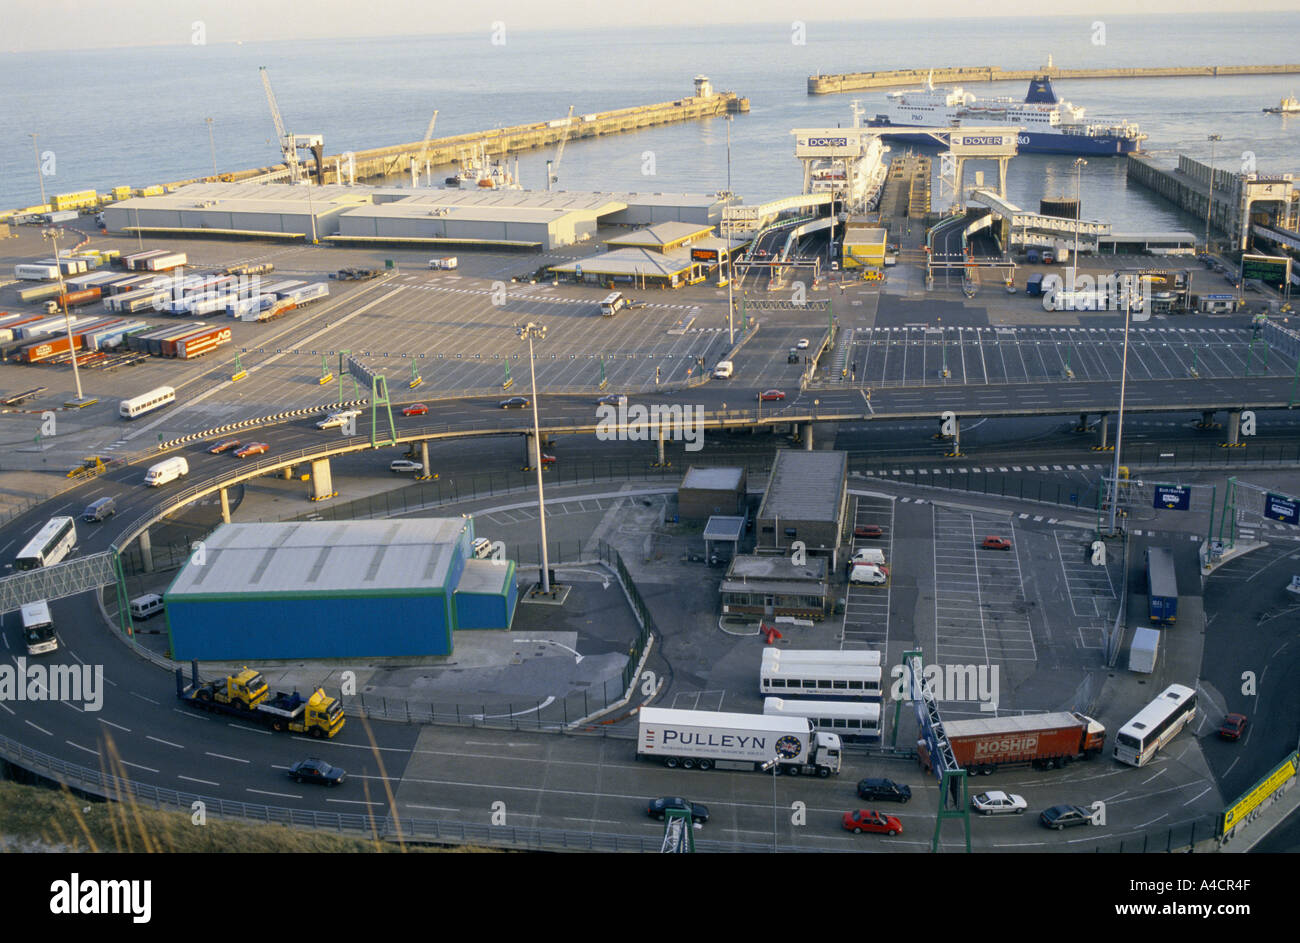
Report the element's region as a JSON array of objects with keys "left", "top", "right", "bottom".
[
  {"left": 288, "top": 757, "right": 346, "bottom": 786},
  {"left": 1039, "top": 804, "right": 1093, "bottom": 830},
  {"left": 646, "top": 796, "right": 709, "bottom": 823},
  {"left": 499, "top": 396, "right": 531, "bottom": 409},
  {"left": 856, "top": 778, "right": 912, "bottom": 803}
]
